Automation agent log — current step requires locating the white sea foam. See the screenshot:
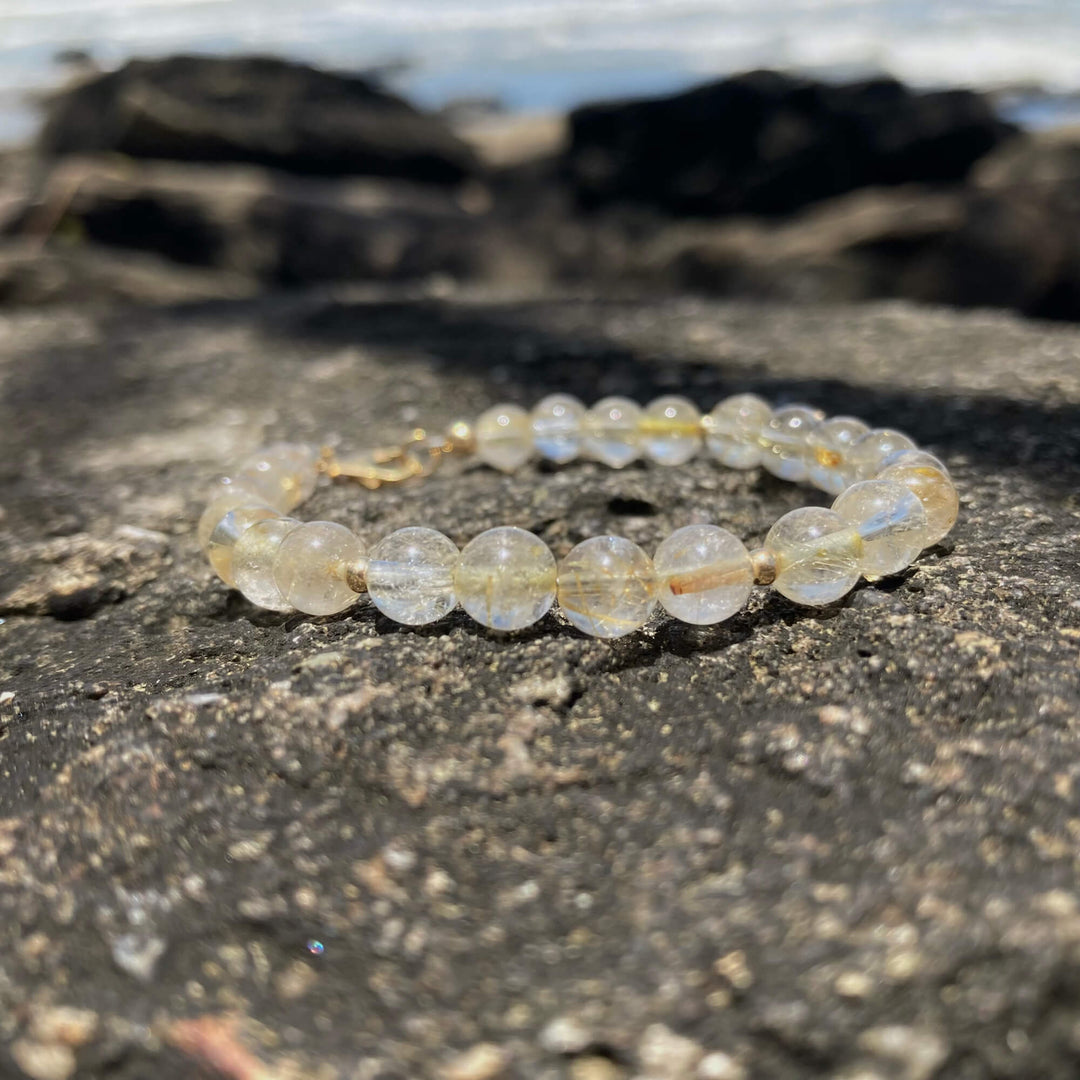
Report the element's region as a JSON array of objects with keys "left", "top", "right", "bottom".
[{"left": 0, "top": 0, "right": 1077, "bottom": 142}]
